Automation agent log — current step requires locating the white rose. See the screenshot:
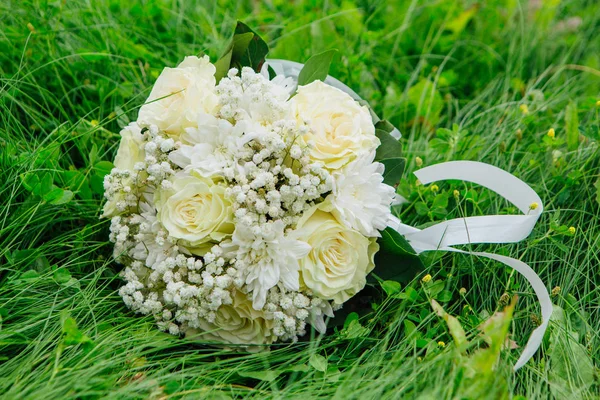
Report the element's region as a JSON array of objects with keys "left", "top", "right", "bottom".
[
  {"left": 102, "top": 122, "right": 145, "bottom": 218},
  {"left": 155, "top": 172, "right": 233, "bottom": 253},
  {"left": 295, "top": 204, "right": 379, "bottom": 304},
  {"left": 187, "top": 290, "right": 274, "bottom": 346},
  {"left": 291, "top": 80, "right": 379, "bottom": 170},
  {"left": 138, "top": 55, "right": 218, "bottom": 138}
]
